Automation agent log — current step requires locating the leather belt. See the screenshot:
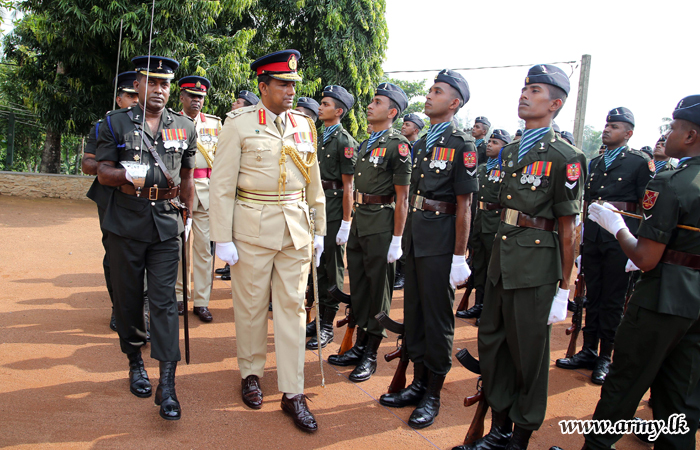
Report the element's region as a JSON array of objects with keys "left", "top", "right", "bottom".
[
  {"left": 354, "top": 191, "right": 394, "bottom": 205},
  {"left": 410, "top": 194, "right": 456, "bottom": 215},
  {"left": 237, "top": 188, "right": 303, "bottom": 205},
  {"left": 501, "top": 208, "right": 555, "bottom": 232},
  {"left": 322, "top": 180, "right": 343, "bottom": 190},
  {"left": 120, "top": 184, "right": 180, "bottom": 200},
  {"left": 479, "top": 201, "right": 503, "bottom": 211},
  {"left": 193, "top": 168, "right": 212, "bottom": 179},
  {"left": 660, "top": 248, "right": 700, "bottom": 270},
  {"left": 585, "top": 200, "right": 638, "bottom": 214}
]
